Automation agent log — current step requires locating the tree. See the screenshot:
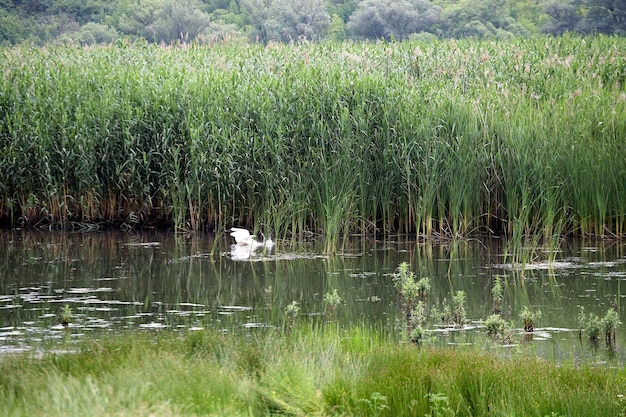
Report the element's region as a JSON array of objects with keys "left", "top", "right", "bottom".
[
  {"left": 240, "top": 0, "right": 273, "bottom": 42},
  {"left": 0, "top": 8, "right": 25, "bottom": 45},
  {"left": 439, "top": 0, "right": 528, "bottom": 38},
  {"left": 327, "top": 0, "right": 360, "bottom": 22},
  {"left": 266, "top": 0, "right": 329, "bottom": 41},
  {"left": 116, "top": 0, "right": 165, "bottom": 39},
  {"left": 150, "top": 0, "right": 210, "bottom": 41},
  {"left": 241, "top": 0, "right": 329, "bottom": 42},
  {"left": 7, "top": 0, "right": 50, "bottom": 13},
  {"left": 347, "top": 0, "right": 441, "bottom": 40},
  {"left": 47, "top": 0, "right": 113, "bottom": 25},
  {"left": 75, "top": 22, "right": 118, "bottom": 44},
  {"left": 582, "top": 0, "right": 626, "bottom": 34},
  {"left": 542, "top": 0, "right": 626, "bottom": 35},
  {"left": 206, "top": 3, "right": 248, "bottom": 41},
  {"left": 327, "top": 13, "right": 347, "bottom": 40},
  {"left": 542, "top": 1, "right": 581, "bottom": 35},
  {"left": 347, "top": 1, "right": 387, "bottom": 39},
  {"left": 117, "top": 0, "right": 210, "bottom": 43}
]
